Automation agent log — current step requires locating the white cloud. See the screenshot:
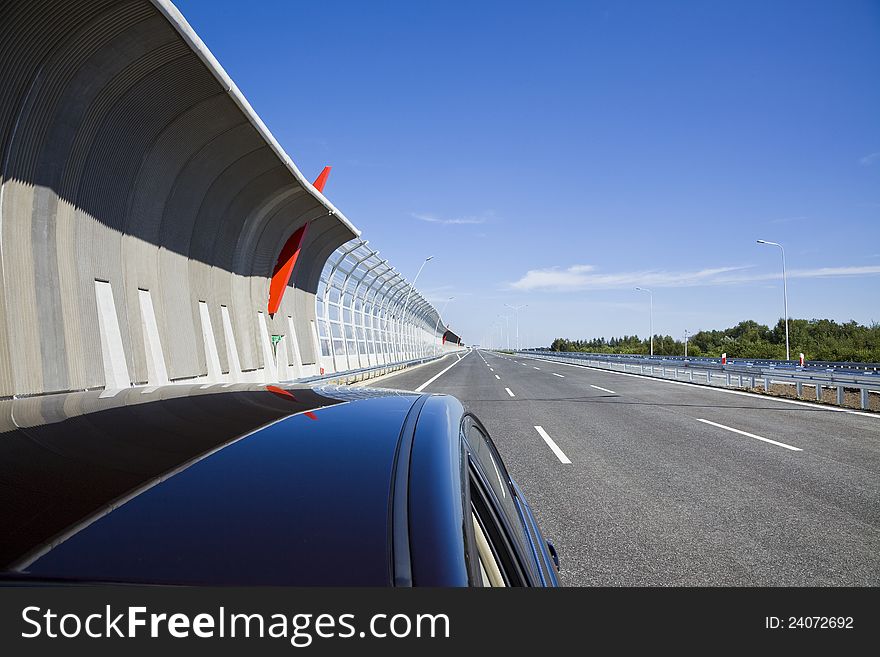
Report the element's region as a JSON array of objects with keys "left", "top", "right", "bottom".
[
  {"left": 782, "top": 266, "right": 880, "bottom": 279},
  {"left": 412, "top": 211, "right": 492, "bottom": 226},
  {"left": 509, "top": 264, "right": 880, "bottom": 292},
  {"left": 860, "top": 152, "right": 880, "bottom": 166}
]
